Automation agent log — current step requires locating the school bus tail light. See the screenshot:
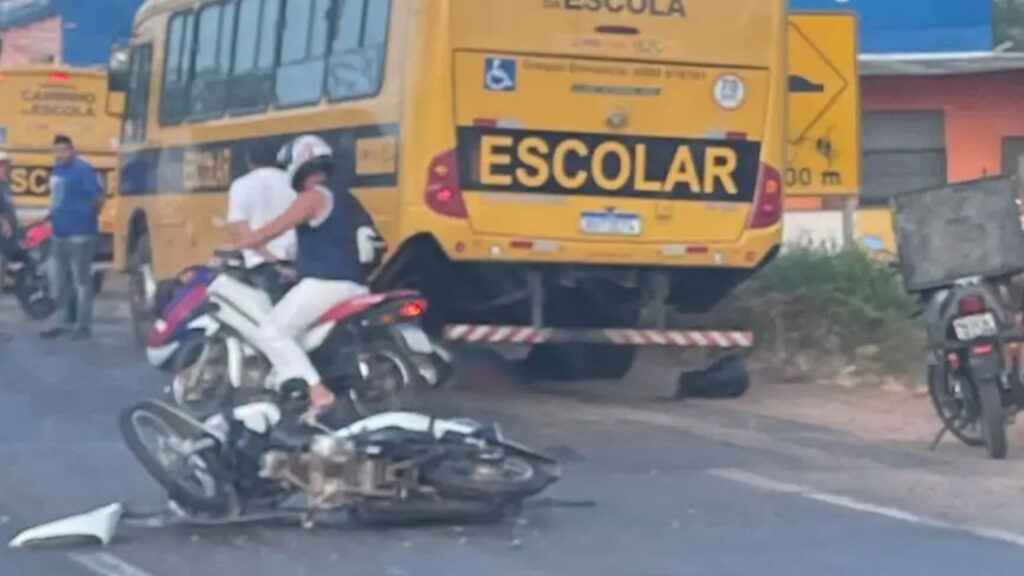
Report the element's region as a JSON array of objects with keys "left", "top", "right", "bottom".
[
  {"left": 425, "top": 149, "right": 467, "bottom": 218},
  {"left": 50, "top": 72, "right": 70, "bottom": 82},
  {"left": 748, "top": 163, "right": 782, "bottom": 229}
]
